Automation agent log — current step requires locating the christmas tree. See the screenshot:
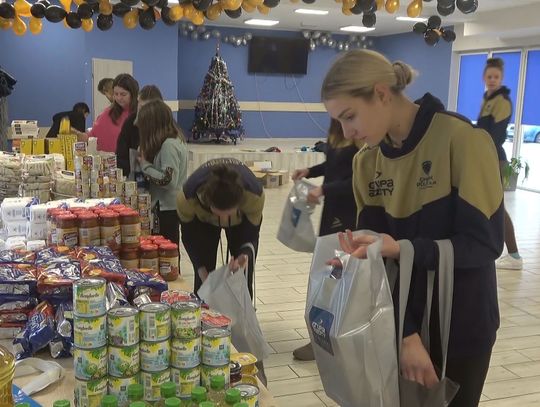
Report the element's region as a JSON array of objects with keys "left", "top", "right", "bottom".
[{"left": 191, "top": 49, "right": 244, "bottom": 144}]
